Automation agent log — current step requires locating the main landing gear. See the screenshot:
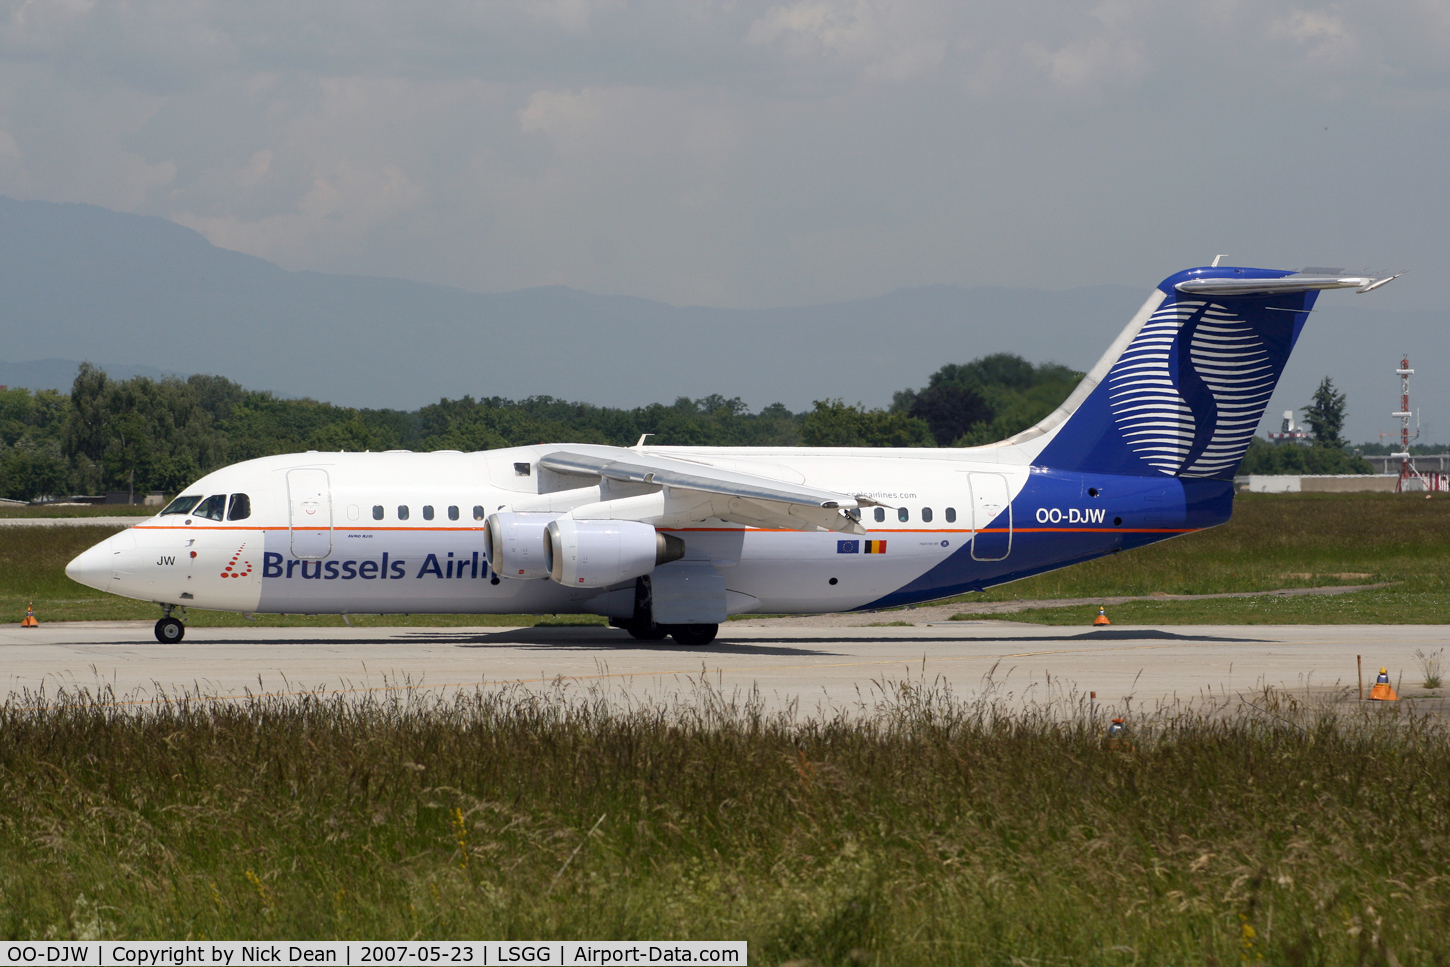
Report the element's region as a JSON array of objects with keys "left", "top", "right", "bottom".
[
  {"left": 155, "top": 605, "right": 185, "bottom": 643},
  {"left": 610, "top": 576, "right": 719, "bottom": 646},
  {"left": 623, "top": 622, "right": 669, "bottom": 641},
  {"left": 669, "top": 623, "right": 718, "bottom": 646},
  {"left": 615, "top": 620, "right": 719, "bottom": 646}
]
